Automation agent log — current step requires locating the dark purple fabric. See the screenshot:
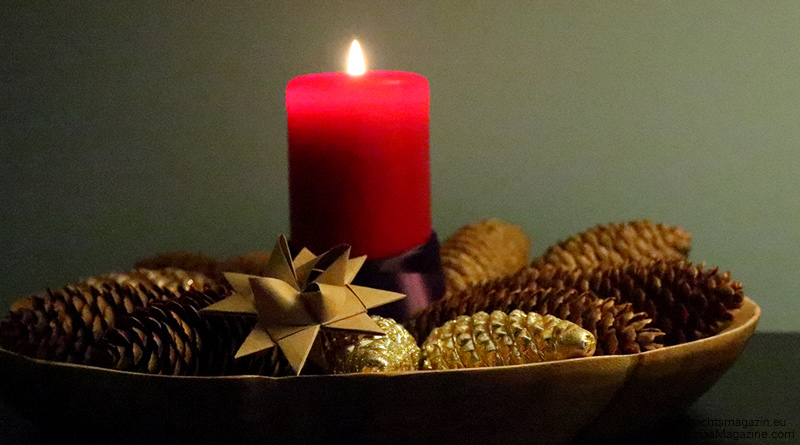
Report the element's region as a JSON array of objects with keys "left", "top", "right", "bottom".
[{"left": 351, "top": 232, "right": 445, "bottom": 322}]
